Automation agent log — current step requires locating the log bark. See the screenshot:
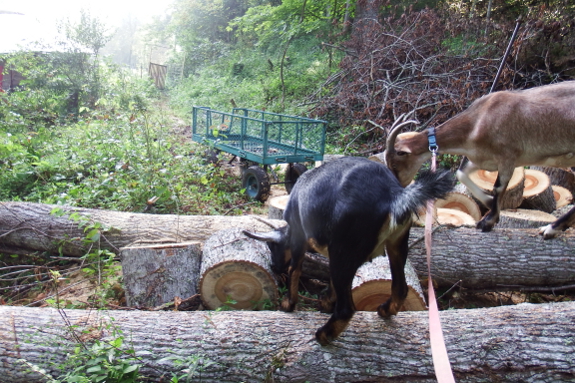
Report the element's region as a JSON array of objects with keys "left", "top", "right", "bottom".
[
  {"left": 199, "top": 228, "right": 278, "bottom": 310},
  {"left": 408, "top": 226, "right": 575, "bottom": 289},
  {"left": 498, "top": 209, "right": 556, "bottom": 229},
  {"left": 299, "top": 226, "right": 575, "bottom": 290},
  {"left": 2, "top": 303, "right": 575, "bottom": 382},
  {"left": 0, "top": 202, "right": 284, "bottom": 257},
  {"left": 120, "top": 242, "right": 202, "bottom": 308}
]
